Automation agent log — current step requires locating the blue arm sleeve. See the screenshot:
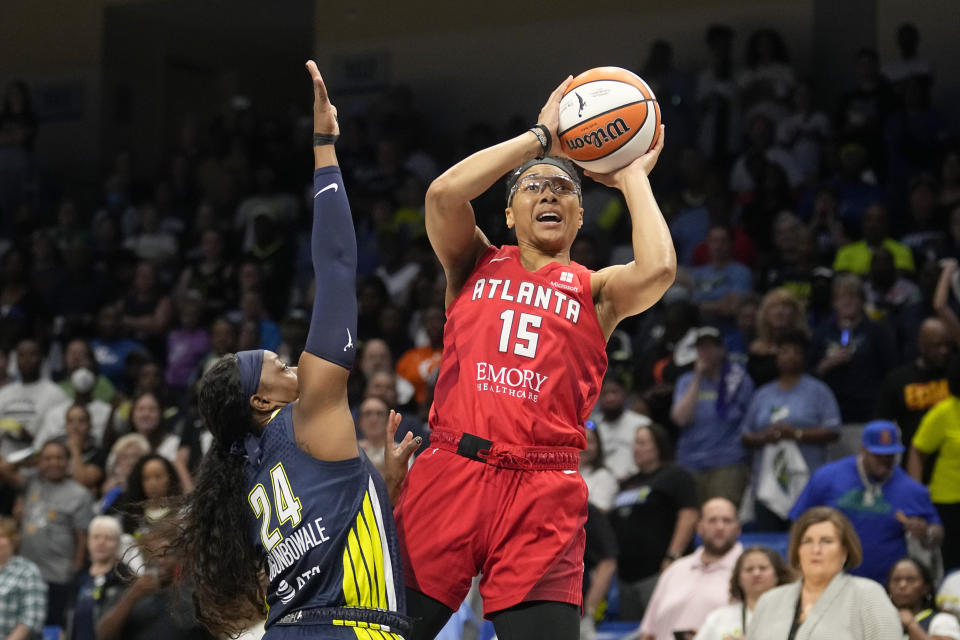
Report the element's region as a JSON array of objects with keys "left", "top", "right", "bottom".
[{"left": 304, "top": 166, "right": 358, "bottom": 369}]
